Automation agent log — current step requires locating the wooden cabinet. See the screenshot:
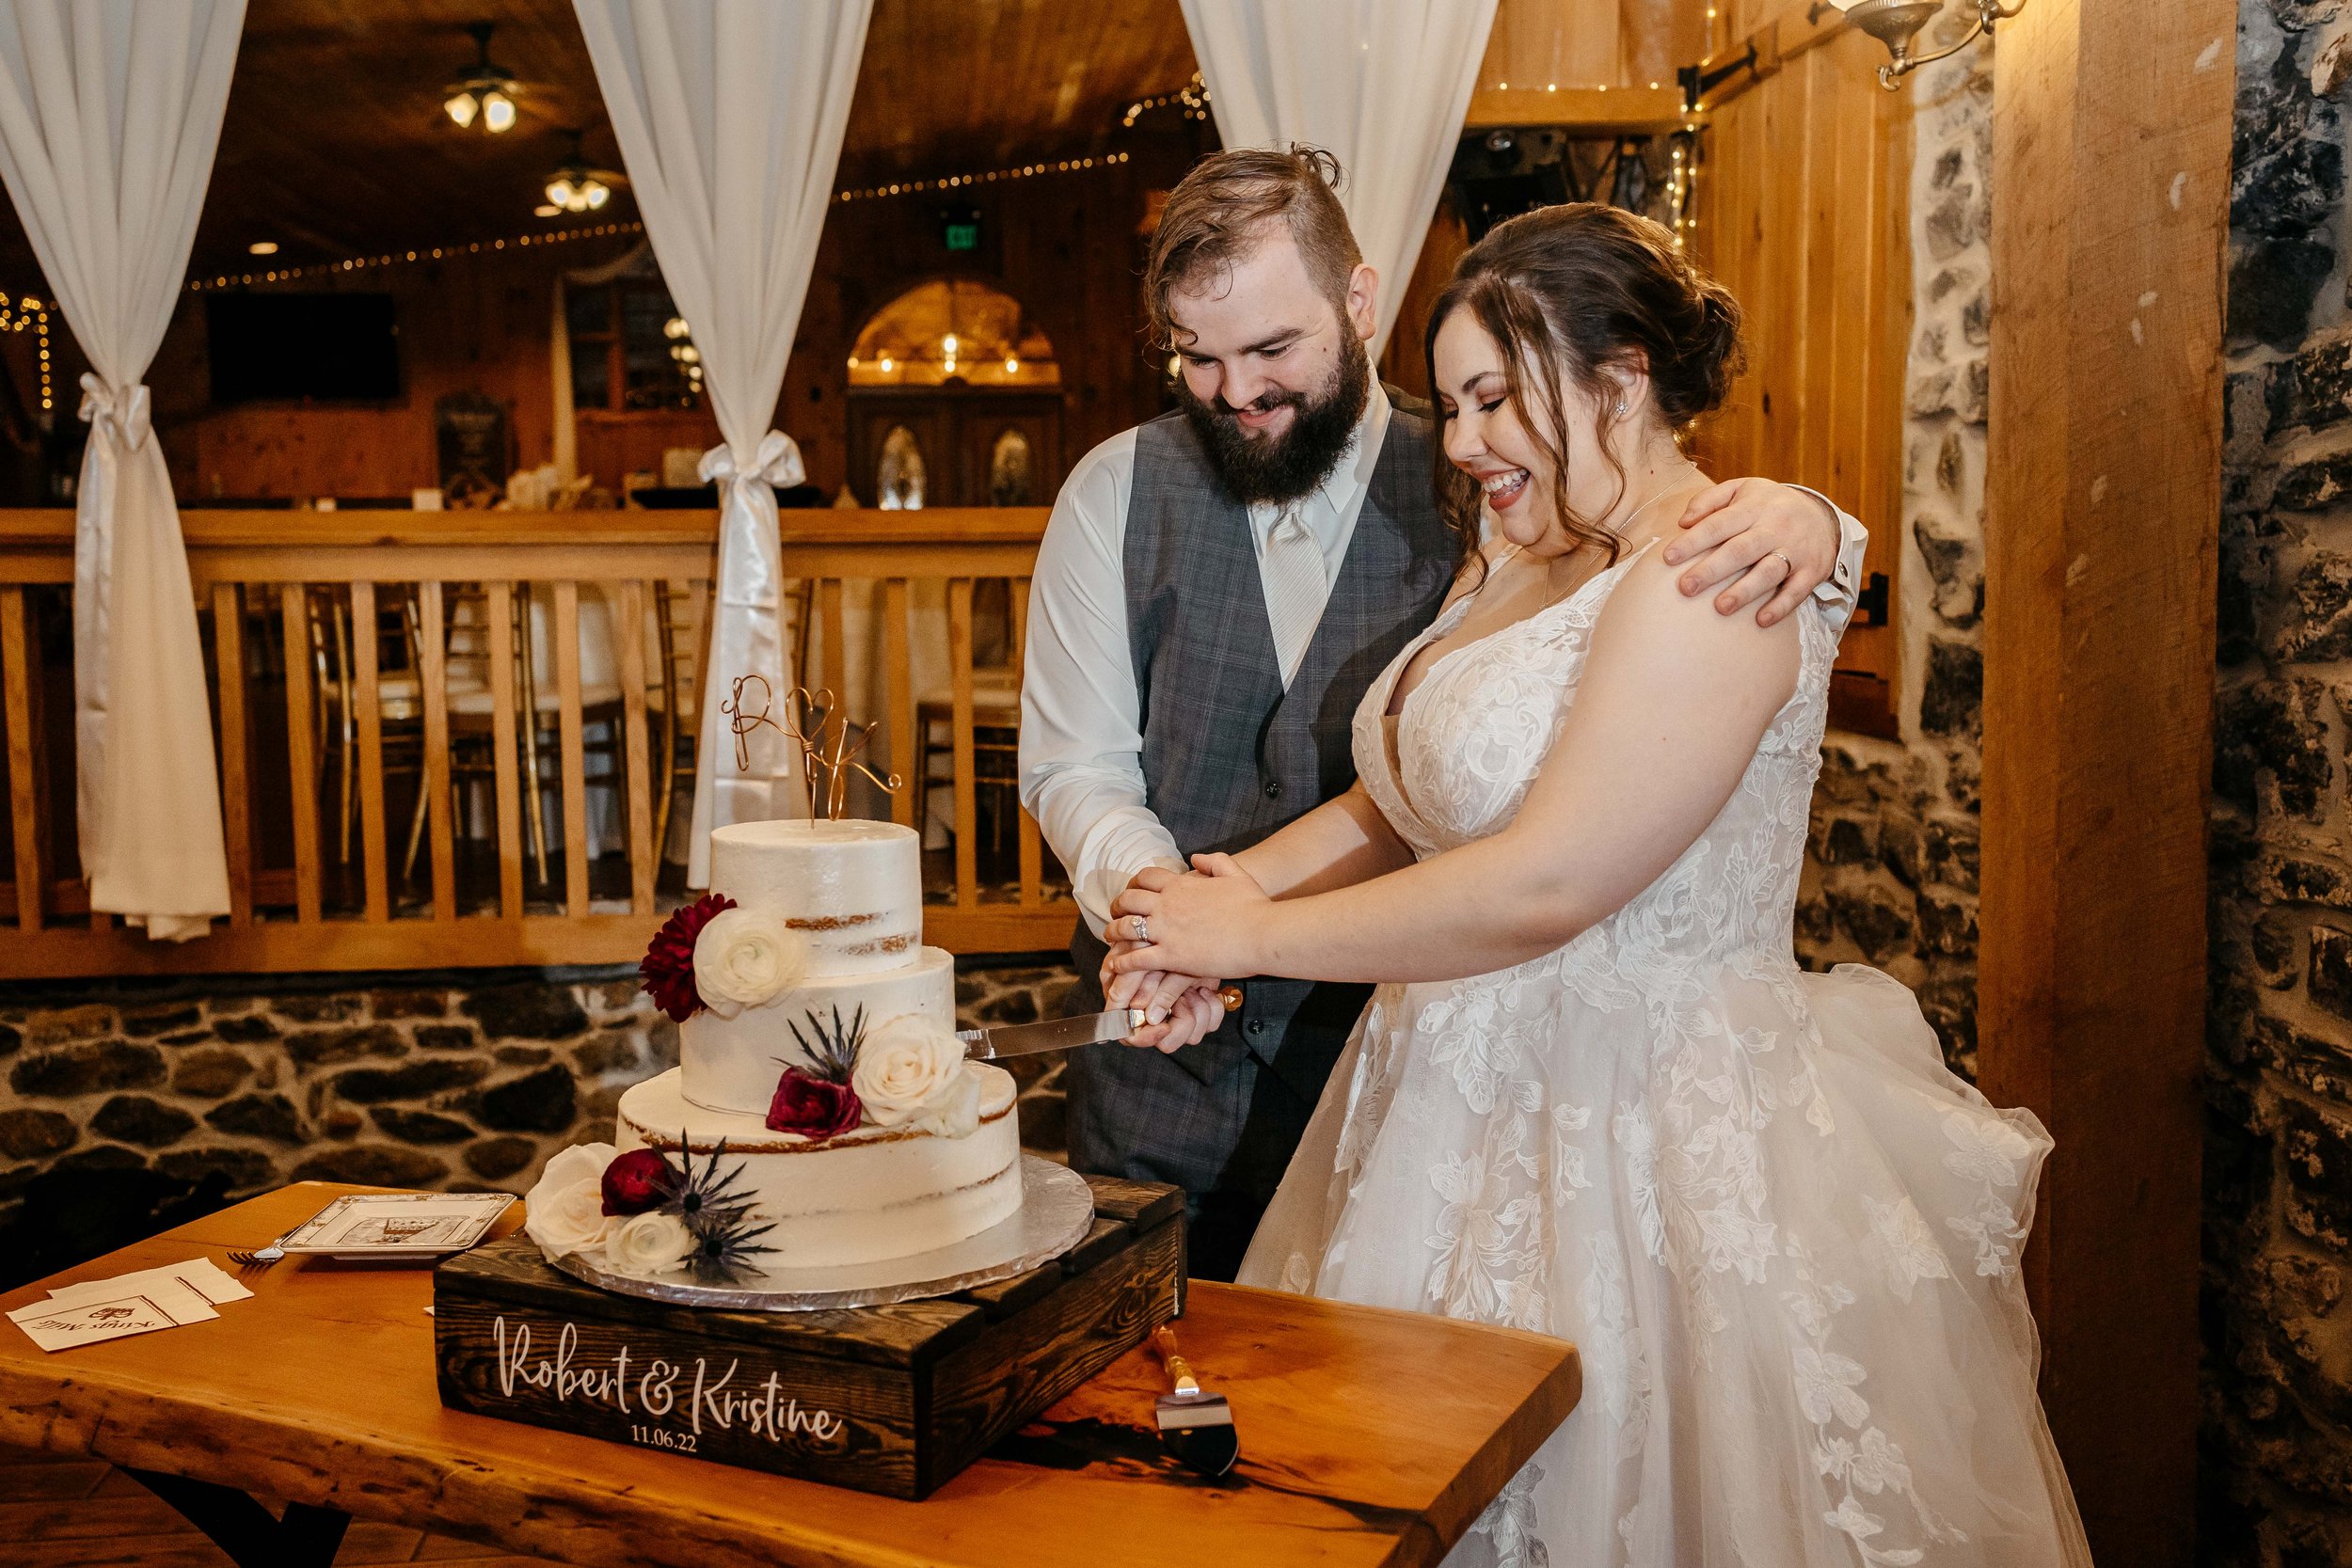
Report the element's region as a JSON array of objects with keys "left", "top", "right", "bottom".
[{"left": 847, "top": 388, "right": 1065, "bottom": 509}]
